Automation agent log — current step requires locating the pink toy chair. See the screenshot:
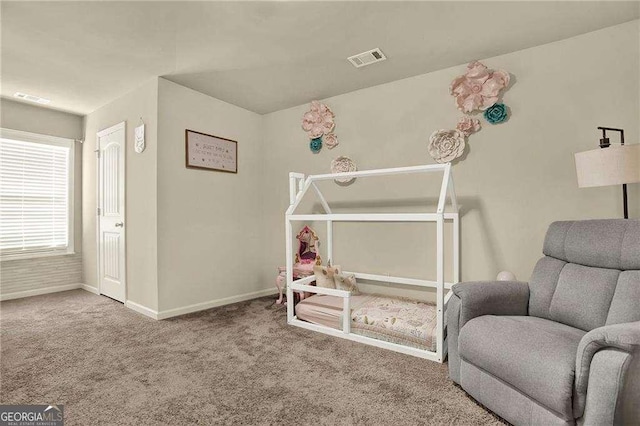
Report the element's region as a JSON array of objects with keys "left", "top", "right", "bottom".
[{"left": 276, "top": 226, "right": 322, "bottom": 304}]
